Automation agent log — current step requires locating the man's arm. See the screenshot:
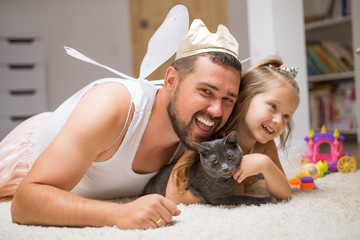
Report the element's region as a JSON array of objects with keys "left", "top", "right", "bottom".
[{"left": 11, "top": 83, "right": 179, "bottom": 229}]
